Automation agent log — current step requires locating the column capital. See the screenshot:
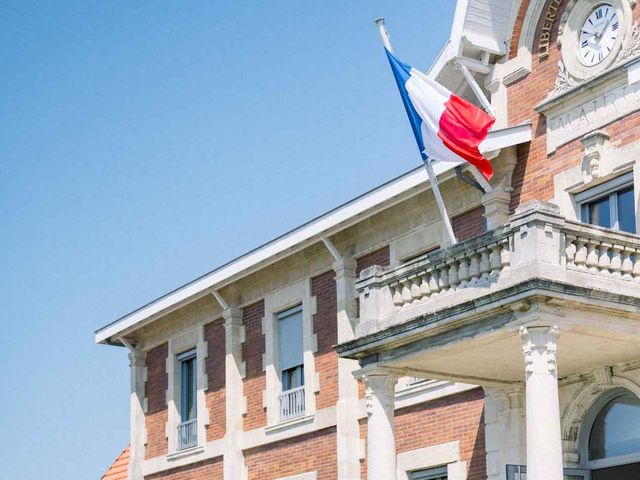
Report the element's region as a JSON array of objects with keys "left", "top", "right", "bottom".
[
  {"left": 520, "top": 325, "right": 559, "bottom": 377},
  {"left": 359, "top": 367, "right": 399, "bottom": 417}
]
